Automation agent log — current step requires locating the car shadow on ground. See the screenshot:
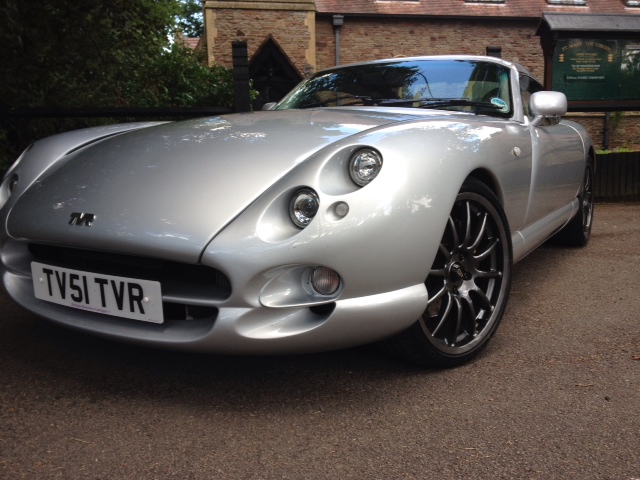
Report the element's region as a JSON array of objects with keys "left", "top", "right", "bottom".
[
  {"left": 0, "top": 238, "right": 575, "bottom": 412},
  {"left": 1, "top": 298, "right": 439, "bottom": 410}
]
